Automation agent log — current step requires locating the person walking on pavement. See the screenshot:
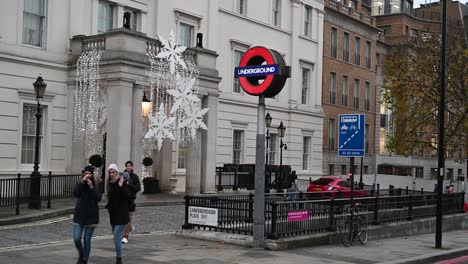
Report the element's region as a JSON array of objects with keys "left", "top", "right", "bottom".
[
  {"left": 73, "top": 165, "right": 102, "bottom": 264},
  {"left": 122, "top": 160, "right": 141, "bottom": 244},
  {"left": 105, "top": 164, "right": 130, "bottom": 264}
]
